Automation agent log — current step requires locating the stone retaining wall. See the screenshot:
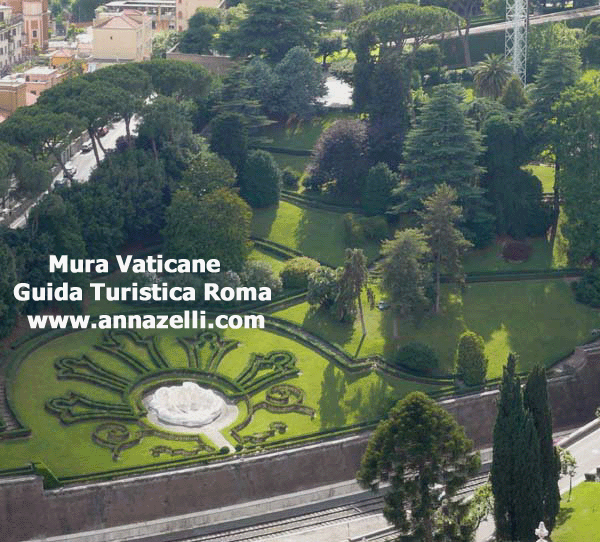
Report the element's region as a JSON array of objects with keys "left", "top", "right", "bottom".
[{"left": 2, "top": 347, "right": 599, "bottom": 542}]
